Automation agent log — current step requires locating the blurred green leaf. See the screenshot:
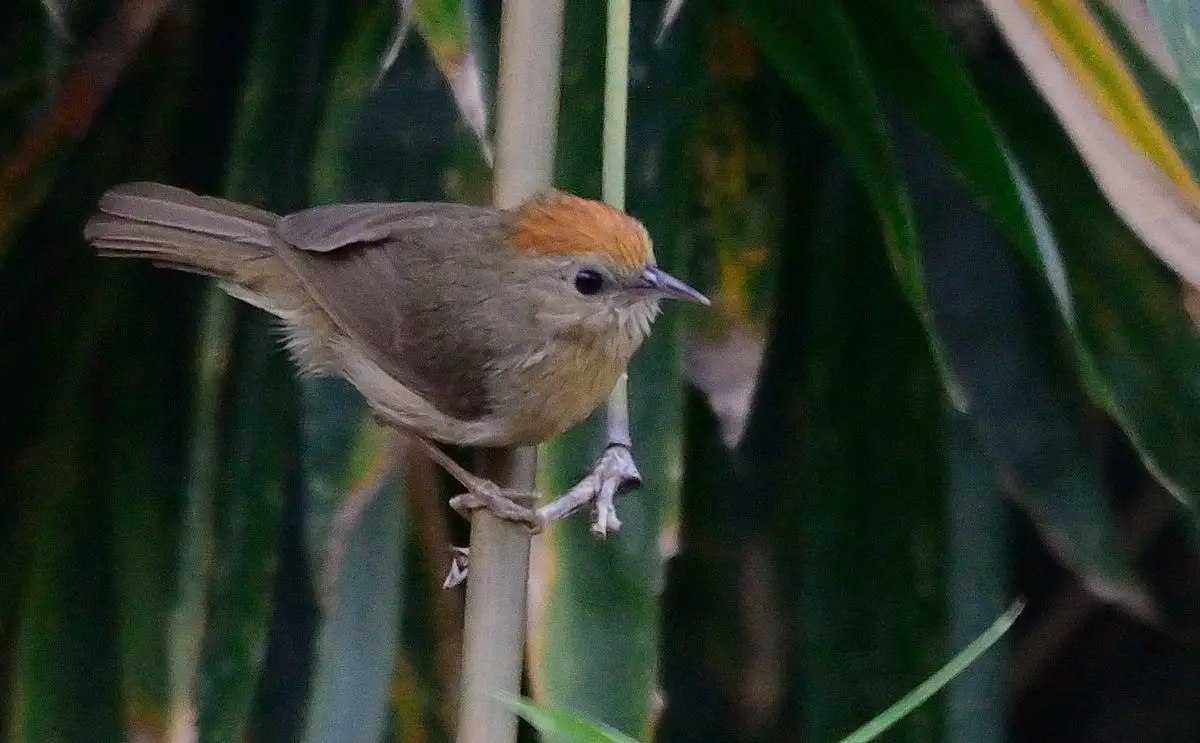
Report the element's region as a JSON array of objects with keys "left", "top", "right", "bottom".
[
  {"left": 193, "top": 312, "right": 295, "bottom": 743},
  {"left": 846, "top": 0, "right": 1188, "bottom": 590},
  {"left": 296, "top": 326, "right": 400, "bottom": 743},
  {"left": 980, "top": 61, "right": 1200, "bottom": 536},
  {"left": 168, "top": 288, "right": 230, "bottom": 737},
  {"left": 188, "top": 0, "right": 339, "bottom": 737},
  {"left": 744, "top": 159, "right": 946, "bottom": 742},
  {"left": 313, "top": 0, "right": 397, "bottom": 205},
  {"left": 1, "top": 25, "right": 200, "bottom": 737},
  {"left": 6, "top": 268, "right": 130, "bottom": 743},
  {"left": 835, "top": 601, "right": 1023, "bottom": 743},
  {"left": 1010, "top": 0, "right": 1200, "bottom": 198},
  {"left": 847, "top": 0, "right": 1036, "bottom": 257},
  {"left": 898, "top": 118, "right": 1143, "bottom": 607},
  {"left": 943, "top": 413, "right": 1009, "bottom": 743},
  {"left": 0, "top": 0, "right": 53, "bottom": 157},
  {"left": 301, "top": 427, "right": 404, "bottom": 743},
  {"left": 1090, "top": 0, "right": 1200, "bottom": 174},
  {"left": 1147, "top": 0, "right": 1200, "bottom": 136},
  {"left": 108, "top": 284, "right": 190, "bottom": 740},
  {"left": 659, "top": 392, "right": 753, "bottom": 741},
  {"left": 377, "top": 0, "right": 492, "bottom": 163},
  {"left": 680, "top": 10, "right": 779, "bottom": 450},
  {"left": 414, "top": 0, "right": 490, "bottom": 159},
  {"left": 503, "top": 695, "right": 642, "bottom": 743},
  {"left": 736, "top": 0, "right": 962, "bottom": 407}
]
